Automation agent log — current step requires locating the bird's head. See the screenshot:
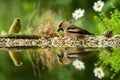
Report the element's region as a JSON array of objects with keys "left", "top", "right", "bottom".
[
  {"left": 57, "top": 21, "right": 71, "bottom": 32},
  {"left": 57, "top": 54, "right": 69, "bottom": 65},
  {"left": 57, "top": 54, "right": 64, "bottom": 64}
]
